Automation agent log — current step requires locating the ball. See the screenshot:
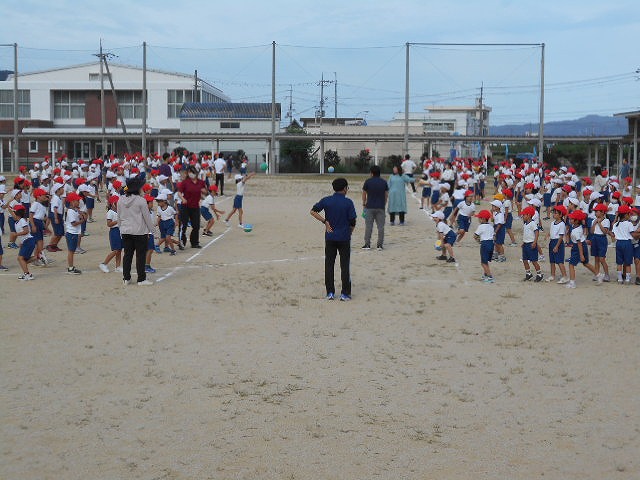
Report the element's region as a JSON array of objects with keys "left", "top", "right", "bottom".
[
  {"left": 244, "top": 224, "right": 253, "bottom": 232},
  {"left": 435, "top": 239, "right": 443, "bottom": 251},
  {"left": 327, "top": 166, "right": 335, "bottom": 173},
  {"left": 260, "top": 162, "right": 268, "bottom": 172}
]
